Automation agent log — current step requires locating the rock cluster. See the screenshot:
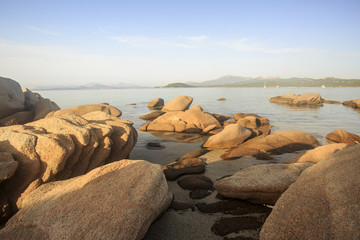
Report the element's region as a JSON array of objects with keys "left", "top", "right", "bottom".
[
  {"left": 0, "top": 160, "right": 171, "bottom": 240},
  {"left": 269, "top": 93, "right": 323, "bottom": 106},
  {"left": 0, "top": 77, "right": 60, "bottom": 126},
  {"left": 0, "top": 110, "right": 137, "bottom": 220},
  {"left": 141, "top": 105, "right": 222, "bottom": 134}
]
